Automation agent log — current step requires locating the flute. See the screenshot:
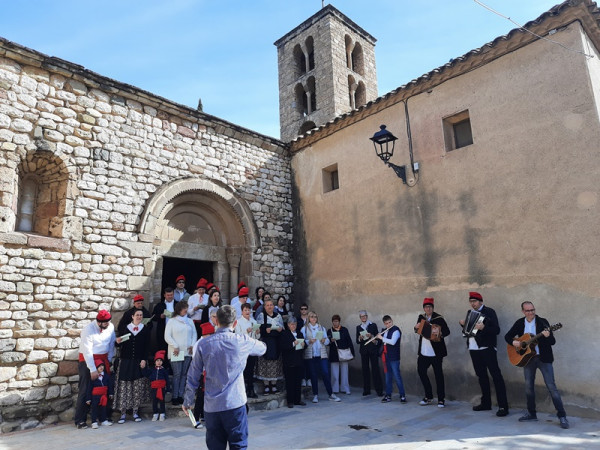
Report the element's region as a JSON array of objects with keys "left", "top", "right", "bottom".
[{"left": 365, "top": 326, "right": 391, "bottom": 345}]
